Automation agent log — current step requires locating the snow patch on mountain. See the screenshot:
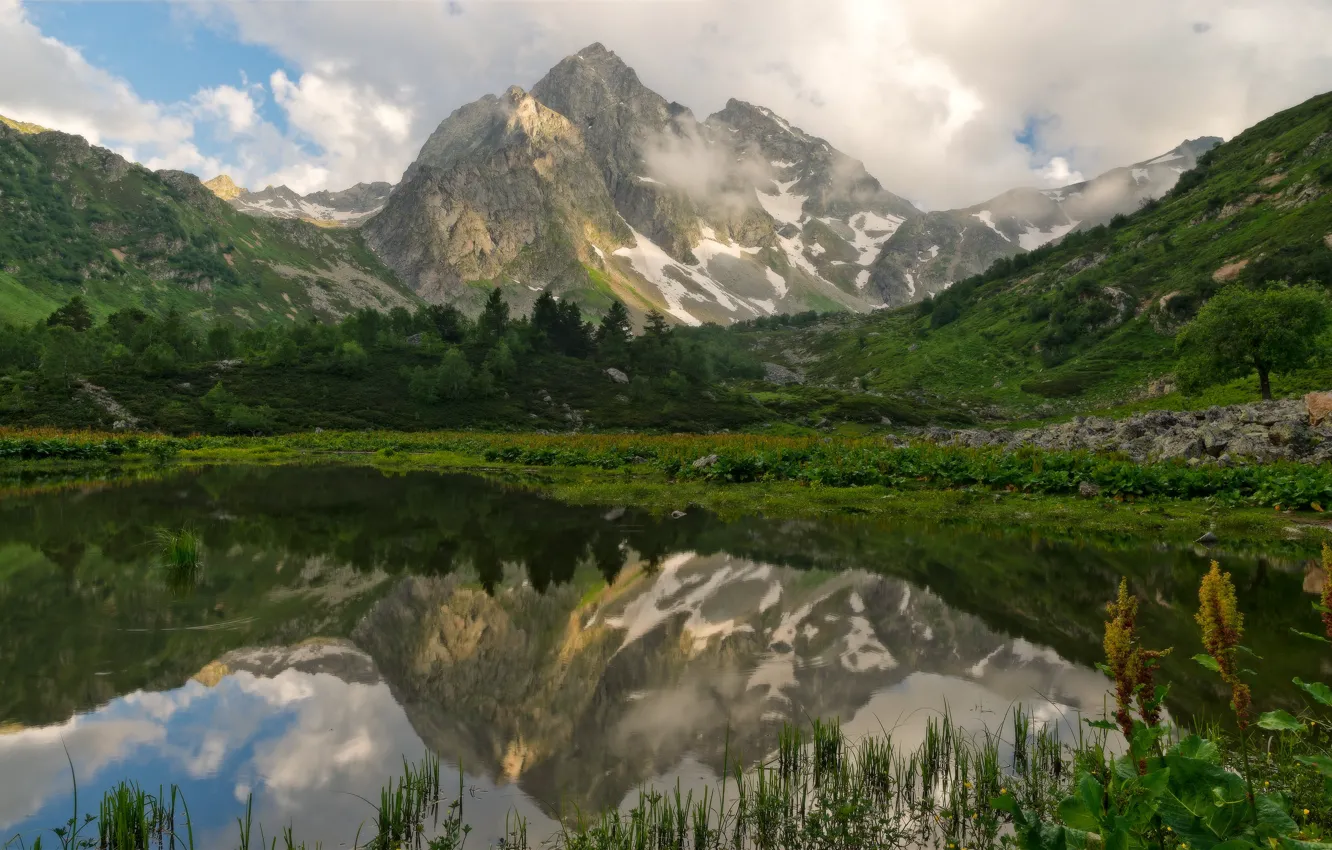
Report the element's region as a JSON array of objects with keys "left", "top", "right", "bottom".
[
  {"left": 614, "top": 230, "right": 708, "bottom": 326},
  {"left": 1018, "top": 220, "right": 1079, "bottom": 251},
  {"left": 856, "top": 270, "right": 871, "bottom": 290},
  {"left": 972, "top": 210, "right": 1010, "bottom": 241},
  {"left": 845, "top": 211, "right": 905, "bottom": 264},
  {"left": 757, "top": 178, "right": 808, "bottom": 225}
]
